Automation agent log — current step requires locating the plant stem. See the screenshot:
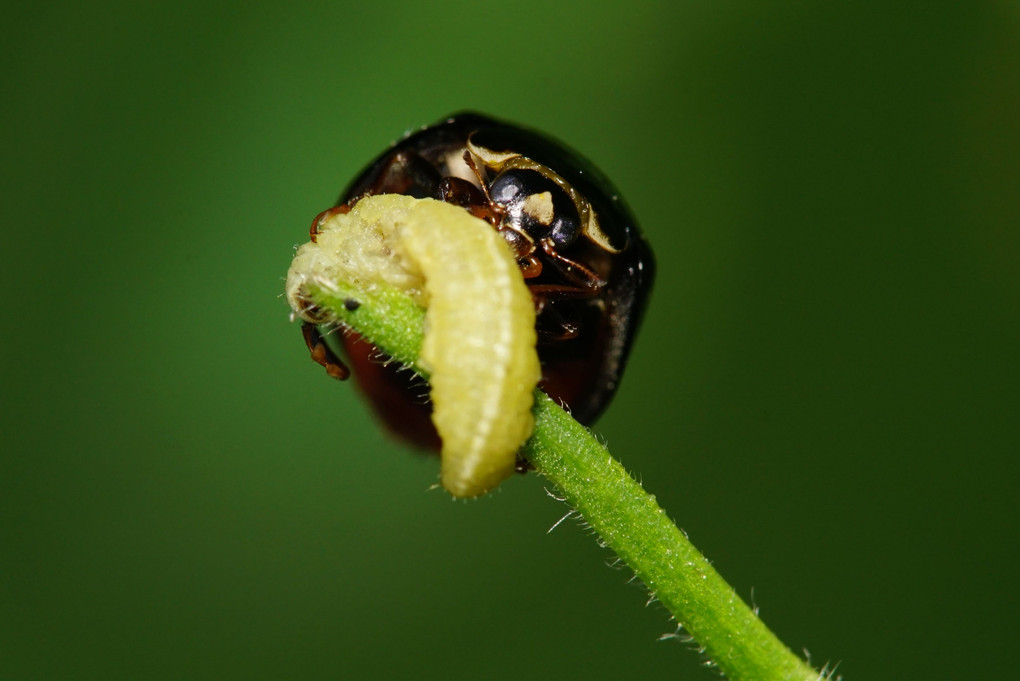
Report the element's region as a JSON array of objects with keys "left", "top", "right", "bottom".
[
  {"left": 303, "top": 281, "right": 821, "bottom": 681},
  {"left": 523, "top": 392, "right": 820, "bottom": 680}
]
